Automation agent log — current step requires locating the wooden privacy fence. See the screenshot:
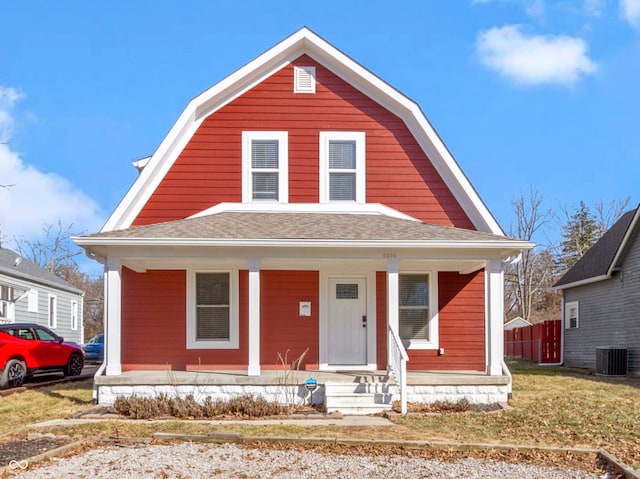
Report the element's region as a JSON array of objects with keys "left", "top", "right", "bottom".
[{"left": 504, "top": 320, "right": 562, "bottom": 364}]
